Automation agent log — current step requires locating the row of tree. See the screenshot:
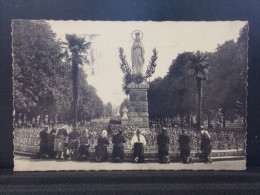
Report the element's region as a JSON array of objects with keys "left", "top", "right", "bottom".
[
  {"left": 147, "top": 24, "right": 248, "bottom": 130},
  {"left": 12, "top": 20, "right": 106, "bottom": 126}
]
